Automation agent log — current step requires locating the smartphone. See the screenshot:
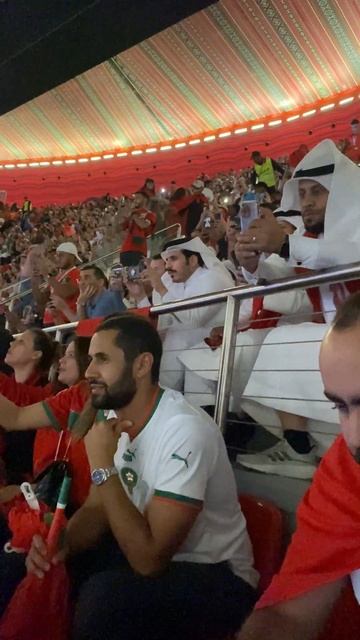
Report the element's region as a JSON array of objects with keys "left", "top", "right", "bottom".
[
  {"left": 239, "top": 201, "right": 259, "bottom": 231},
  {"left": 203, "top": 216, "right": 212, "bottom": 229},
  {"left": 127, "top": 258, "right": 146, "bottom": 281},
  {"left": 110, "top": 264, "right": 125, "bottom": 278}
]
